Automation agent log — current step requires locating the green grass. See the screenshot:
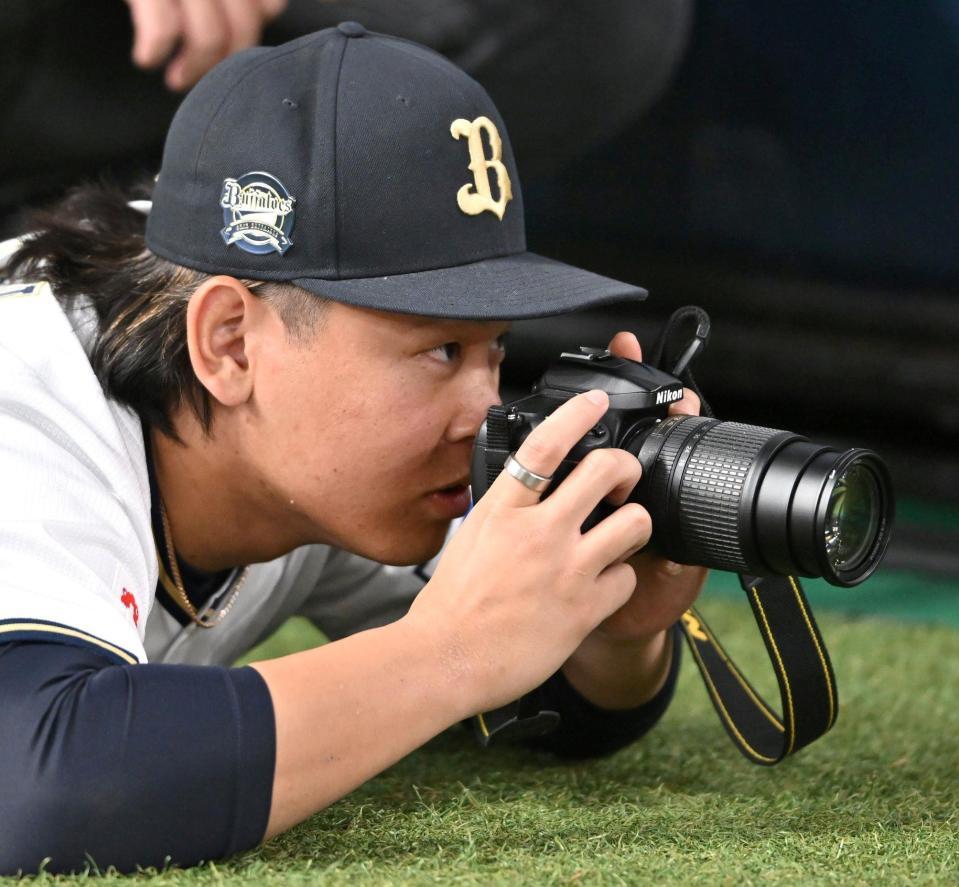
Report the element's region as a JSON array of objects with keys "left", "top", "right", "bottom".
[{"left": 8, "top": 583, "right": 959, "bottom": 885}]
